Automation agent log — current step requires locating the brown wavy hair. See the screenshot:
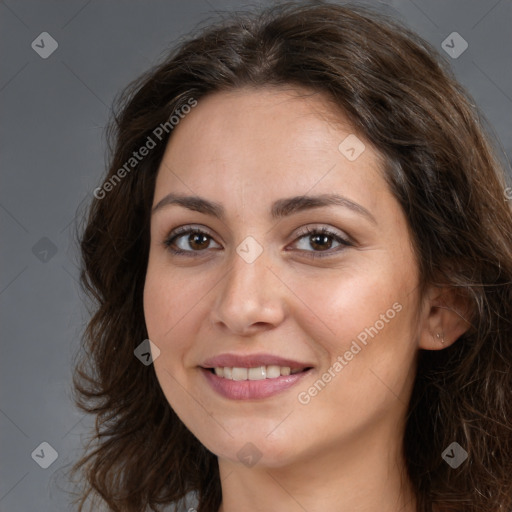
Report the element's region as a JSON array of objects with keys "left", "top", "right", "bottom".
[{"left": 71, "top": 2, "right": 512, "bottom": 511}]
